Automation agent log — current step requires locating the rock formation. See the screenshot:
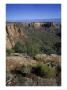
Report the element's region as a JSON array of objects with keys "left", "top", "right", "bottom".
[{"left": 6, "top": 23, "right": 27, "bottom": 49}]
